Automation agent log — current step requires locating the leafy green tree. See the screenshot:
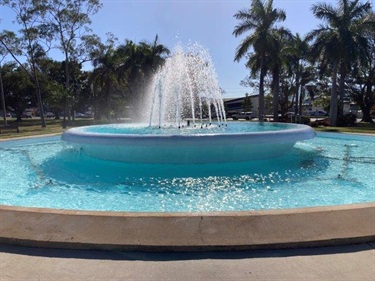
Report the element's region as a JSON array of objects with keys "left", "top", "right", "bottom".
[
  {"left": 138, "top": 35, "right": 170, "bottom": 78},
  {"left": 307, "top": 0, "right": 375, "bottom": 126},
  {"left": 0, "top": 0, "right": 51, "bottom": 127},
  {"left": 35, "top": 58, "right": 65, "bottom": 119},
  {"left": 117, "top": 40, "right": 147, "bottom": 104},
  {"left": 268, "top": 28, "right": 293, "bottom": 121},
  {"left": 243, "top": 93, "right": 253, "bottom": 112},
  {"left": 90, "top": 42, "right": 124, "bottom": 120},
  {"left": 233, "top": 0, "right": 286, "bottom": 120},
  {"left": 0, "top": 37, "right": 10, "bottom": 125},
  {"left": 285, "top": 34, "right": 310, "bottom": 116},
  {"left": 116, "top": 36, "right": 169, "bottom": 114},
  {"left": 348, "top": 37, "right": 375, "bottom": 123},
  {"left": 37, "top": 58, "right": 90, "bottom": 119},
  {"left": 2, "top": 64, "right": 36, "bottom": 121},
  {"left": 70, "top": 69, "right": 92, "bottom": 118},
  {"left": 41, "top": 0, "right": 102, "bottom": 127},
  {"left": 0, "top": 65, "right": 6, "bottom": 126}
]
